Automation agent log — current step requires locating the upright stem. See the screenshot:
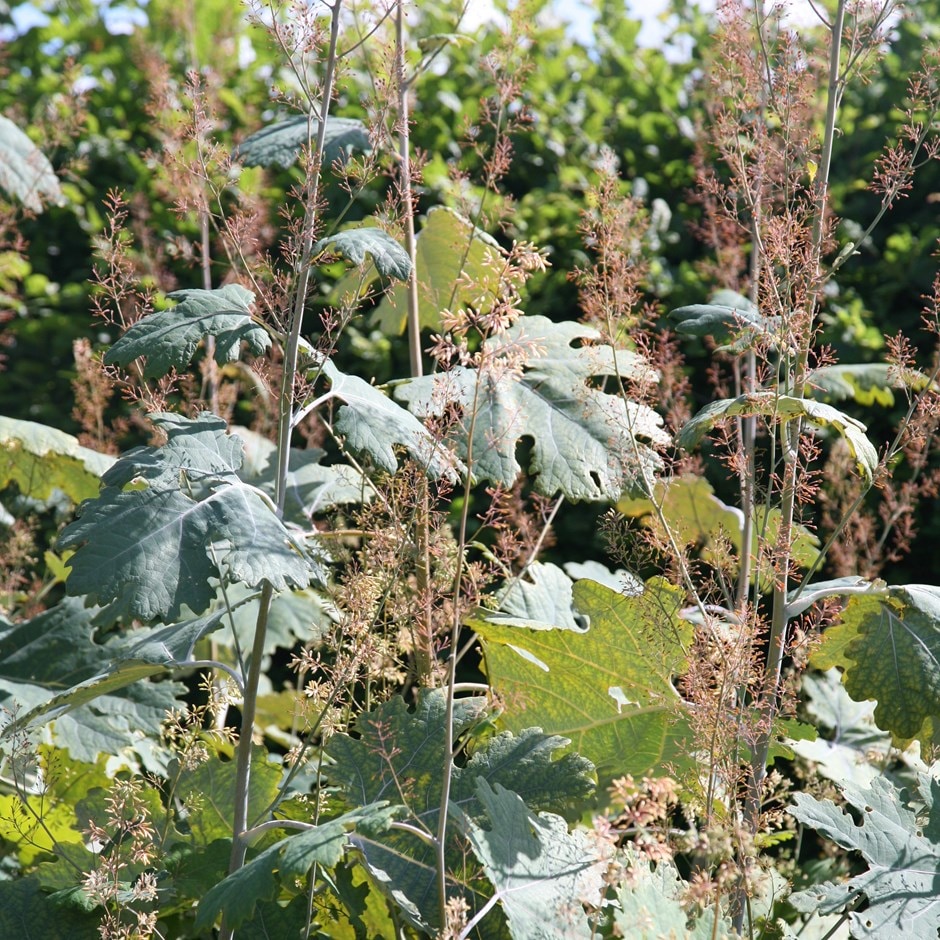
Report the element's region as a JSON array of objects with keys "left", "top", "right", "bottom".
[
  {"left": 746, "top": 0, "right": 846, "bottom": 833},
  {"left": 221, "top": 6, "right": 343, "bottom": 937},
  {"left": 395, "top": 0, "right": 434, "bottom": 682}
]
